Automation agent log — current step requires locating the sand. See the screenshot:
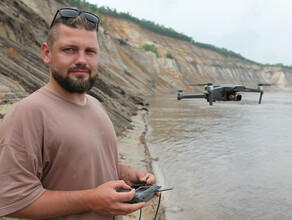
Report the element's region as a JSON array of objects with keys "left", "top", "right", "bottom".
[{"left": 118, "top": 110, "right": 165, "bottom": 220}]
